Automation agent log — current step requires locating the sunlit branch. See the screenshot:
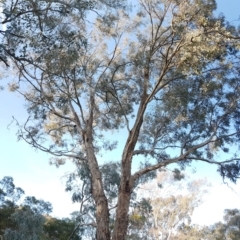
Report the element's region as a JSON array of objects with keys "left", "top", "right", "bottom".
[
  {"left": 95, "top": 36, "right": 122, "bottom": 85},
  {"left": 12, "top": 116, "right": 86, "bottom": 161},
  {"left": 2, "top": 8, "right": 49, "bottom": 24},
  {"left": 131, "top": 156, "right": 183, "bottom": 184},
  {"left": 62, "top": 75, "right": 84, "bottom": 131},
  {"left": 72, "top": 67, "right": 86, "bottom": 125},
  {"left": 108, "top": 65, "right": 132, "bottom": 132},
  {"left": 132, "top": 132, "right": 220, "bottom": 183},
  {"left": 189, "top": 157, "right": 240, "bottom": 165}
]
